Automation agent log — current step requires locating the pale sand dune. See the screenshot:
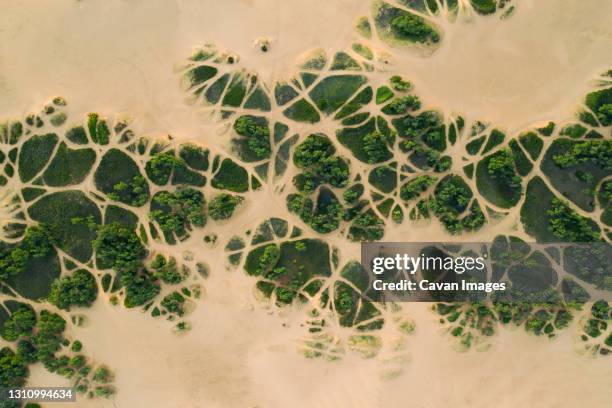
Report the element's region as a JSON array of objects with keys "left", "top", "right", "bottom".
[
  {"left": 393, "top": 0, "right": 612, "bottom": 134},
  {"left": 27, "top": 302, "right": 612, "bottom": 407},
  {"left": 2, "top": 0, "right": 612, "bottom": 407}
]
